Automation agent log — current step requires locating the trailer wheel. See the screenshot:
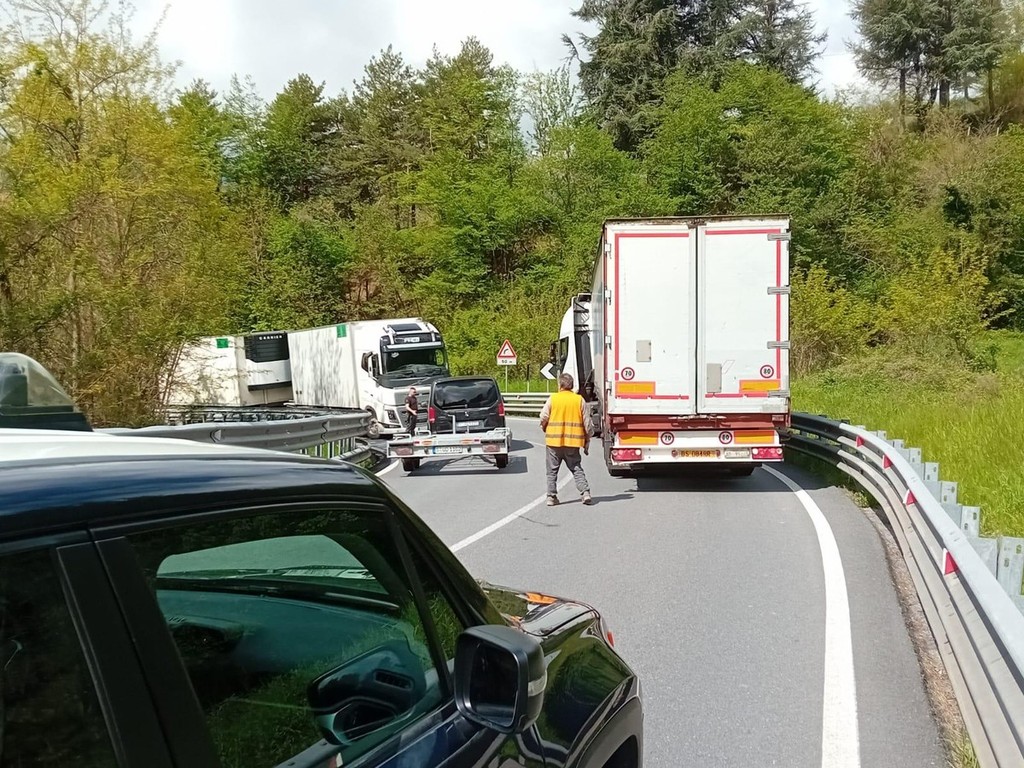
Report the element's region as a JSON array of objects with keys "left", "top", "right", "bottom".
[
  {"left": 495, "top": 454, "right": 509, "bottom": 469},
  {"left": 402, "top": 458, "right": 420, "bottom": 472}
]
